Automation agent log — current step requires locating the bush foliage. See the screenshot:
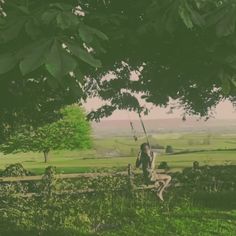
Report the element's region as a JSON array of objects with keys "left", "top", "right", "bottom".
[{"left": 0, "top": 164, "right": 235, "bottom": 235}]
